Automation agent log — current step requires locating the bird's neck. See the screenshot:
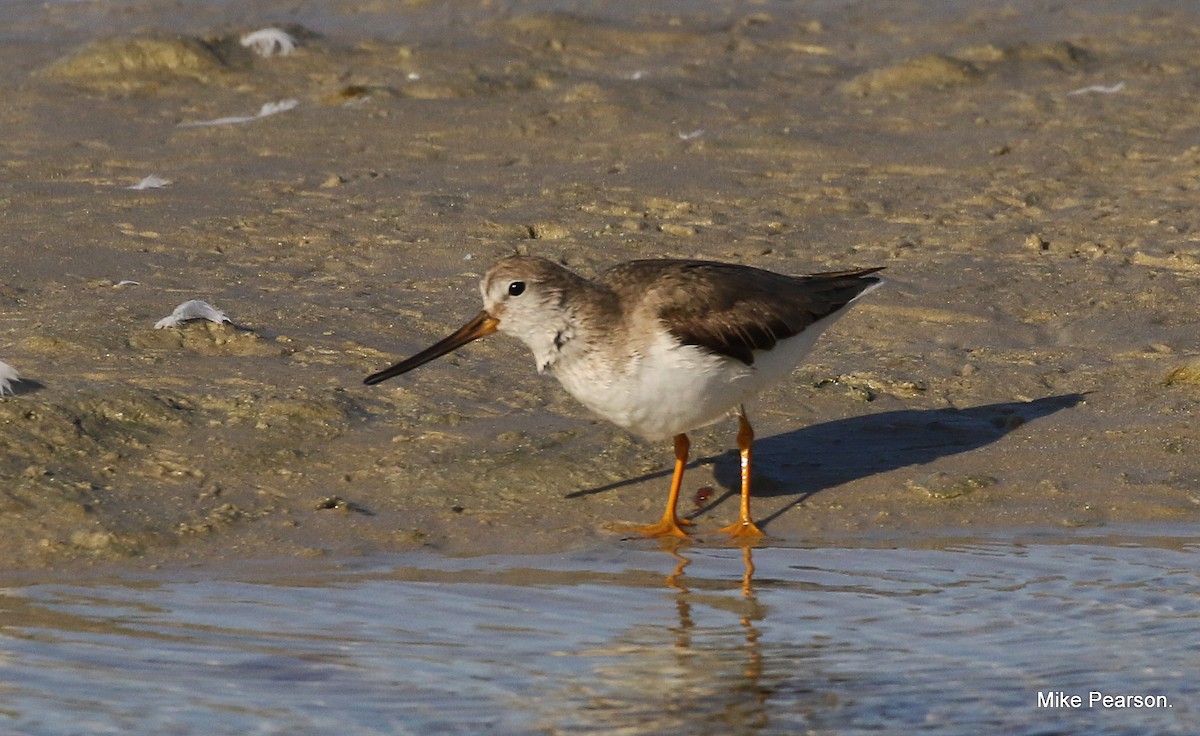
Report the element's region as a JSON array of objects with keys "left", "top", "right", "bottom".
[{"left": 531, "top": 281, "right": 620, "bottom": 375}]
